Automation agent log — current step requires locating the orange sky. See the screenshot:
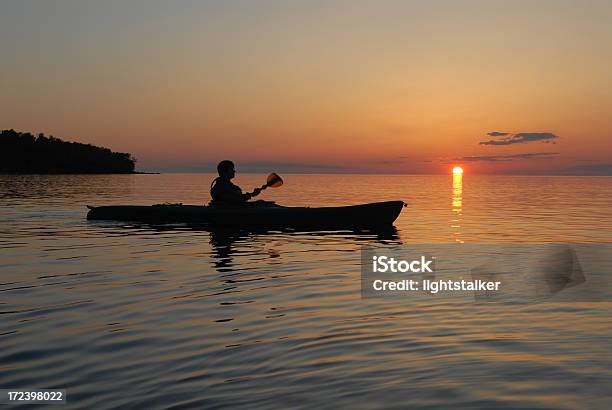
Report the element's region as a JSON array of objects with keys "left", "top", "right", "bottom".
[{"left": 1, "top": 1, "right": 611, "bottom": 174}]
